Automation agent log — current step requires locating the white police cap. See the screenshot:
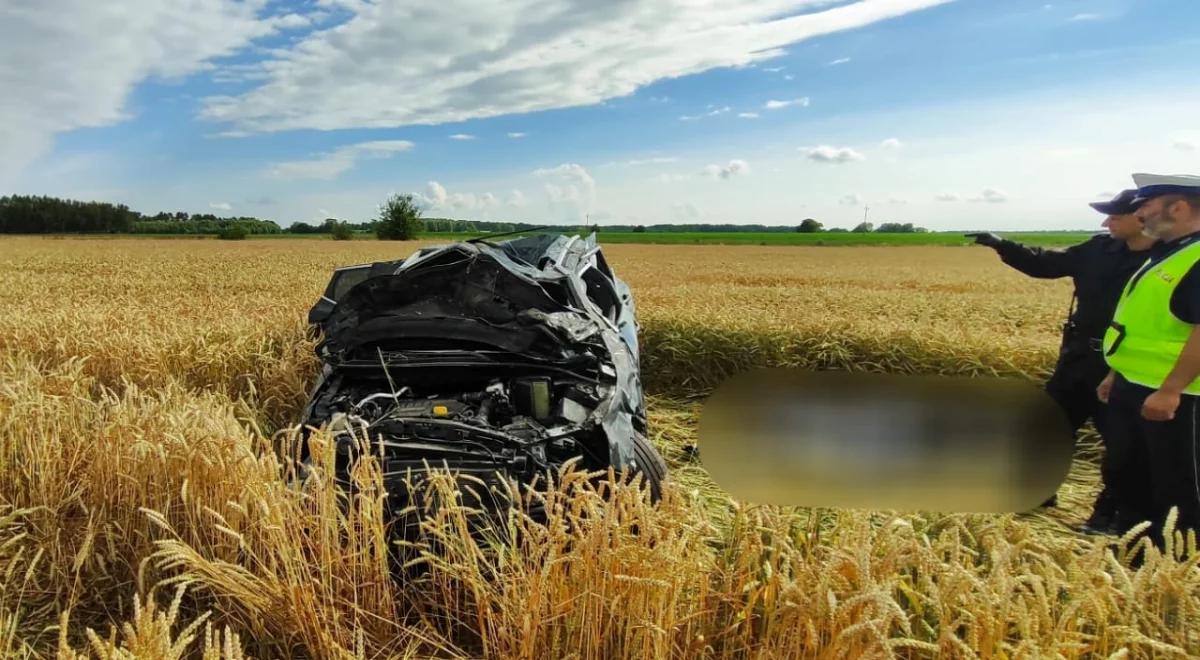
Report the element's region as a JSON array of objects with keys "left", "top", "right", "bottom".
[{"left": 1131, "top": 173, "right": 1200, "bottom": 205}]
